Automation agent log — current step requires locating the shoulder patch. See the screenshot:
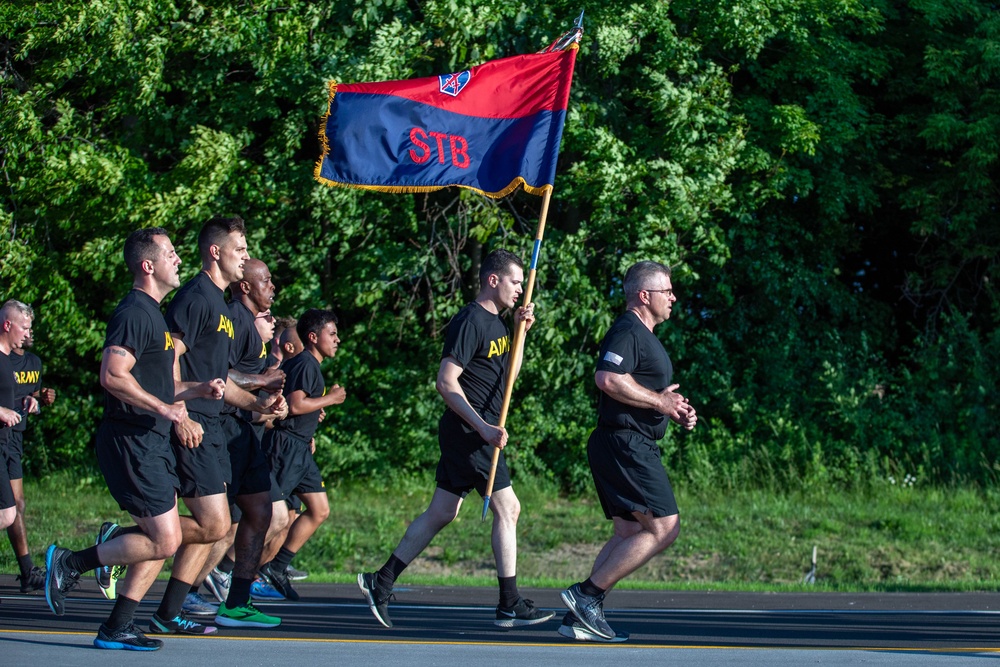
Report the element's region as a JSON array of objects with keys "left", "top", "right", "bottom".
[{"left": 603, "top": 351, "right": 624, "bottom": 366}]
